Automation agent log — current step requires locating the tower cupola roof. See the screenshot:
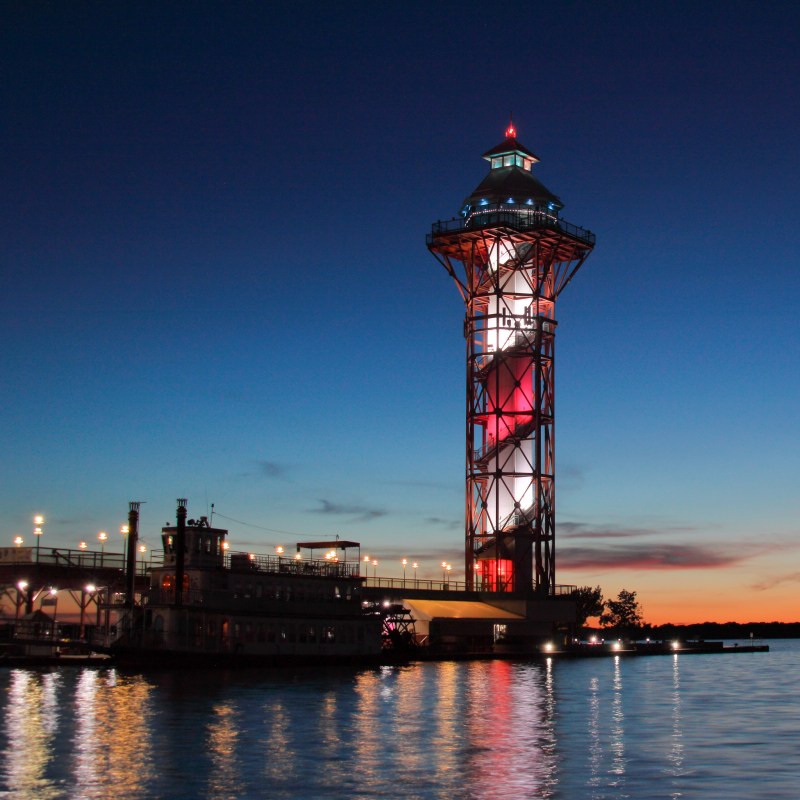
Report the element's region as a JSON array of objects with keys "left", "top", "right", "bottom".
[{"left": 462, "top": 123, "right": 563, "bottom": 215}]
